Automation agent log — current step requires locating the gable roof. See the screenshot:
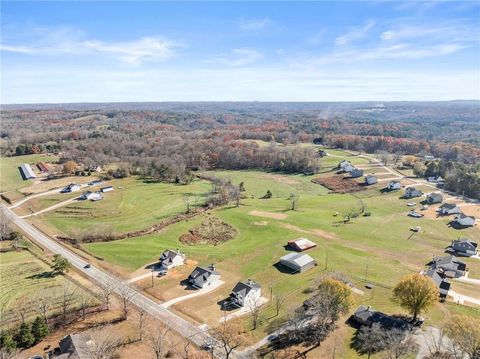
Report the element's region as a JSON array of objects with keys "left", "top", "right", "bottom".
[
  {"left": 159, "top": 249, "right": 183, "bottom": 264},
  {"left": 188, "top": 265, "right": 219, "bottom": 286},
  {"left": 451, "top": 238, "right": 477, "bottom": 252},
  {"left": 231, "top": 280, "right": 261, "bottom": 298},
  {"left": 288, "top": 238, "right": 317, "bottom": 251},
  {"left": 280, "top": 253, "right": 315, "bottom": 267},
  {"left": 353, "top": 305, "right": 409, "bottom": 330},
  {"left": 456, "top": 212, "right": 475, "bottom": 220},
  {"left": 424, "top": 269, "right": 451, "bottom": 292},
  {"left": 439, "top": 203, "right": 457, "bottom": 210},
  {"left": 431, "top": 255, "right": 467, "bottom": 272},
  {"left": 59, "top": 333, "right": 92, "bottom": 359}
]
